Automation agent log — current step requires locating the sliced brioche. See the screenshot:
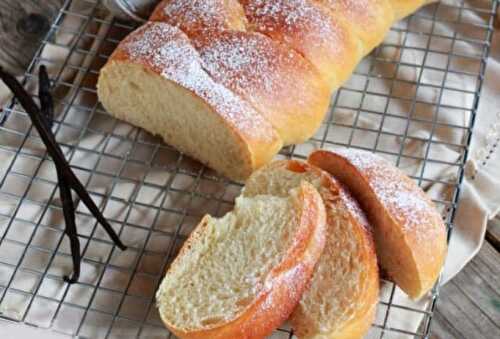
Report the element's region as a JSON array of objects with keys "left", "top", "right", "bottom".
[
  {"left": 309, "top": 149, "right": 448, "bottom": 299},
  {"left": 156, "top": 181, "right": 327, "bottom": 338},
  {"left": 97, "top": 22, "right": 282, "bottom": 181},
  {"left": 244, "top": 160, "right": 379, "bottom": 339},
  {"left": 240, "top": 0, "right": 363, "bottom": 88}
]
